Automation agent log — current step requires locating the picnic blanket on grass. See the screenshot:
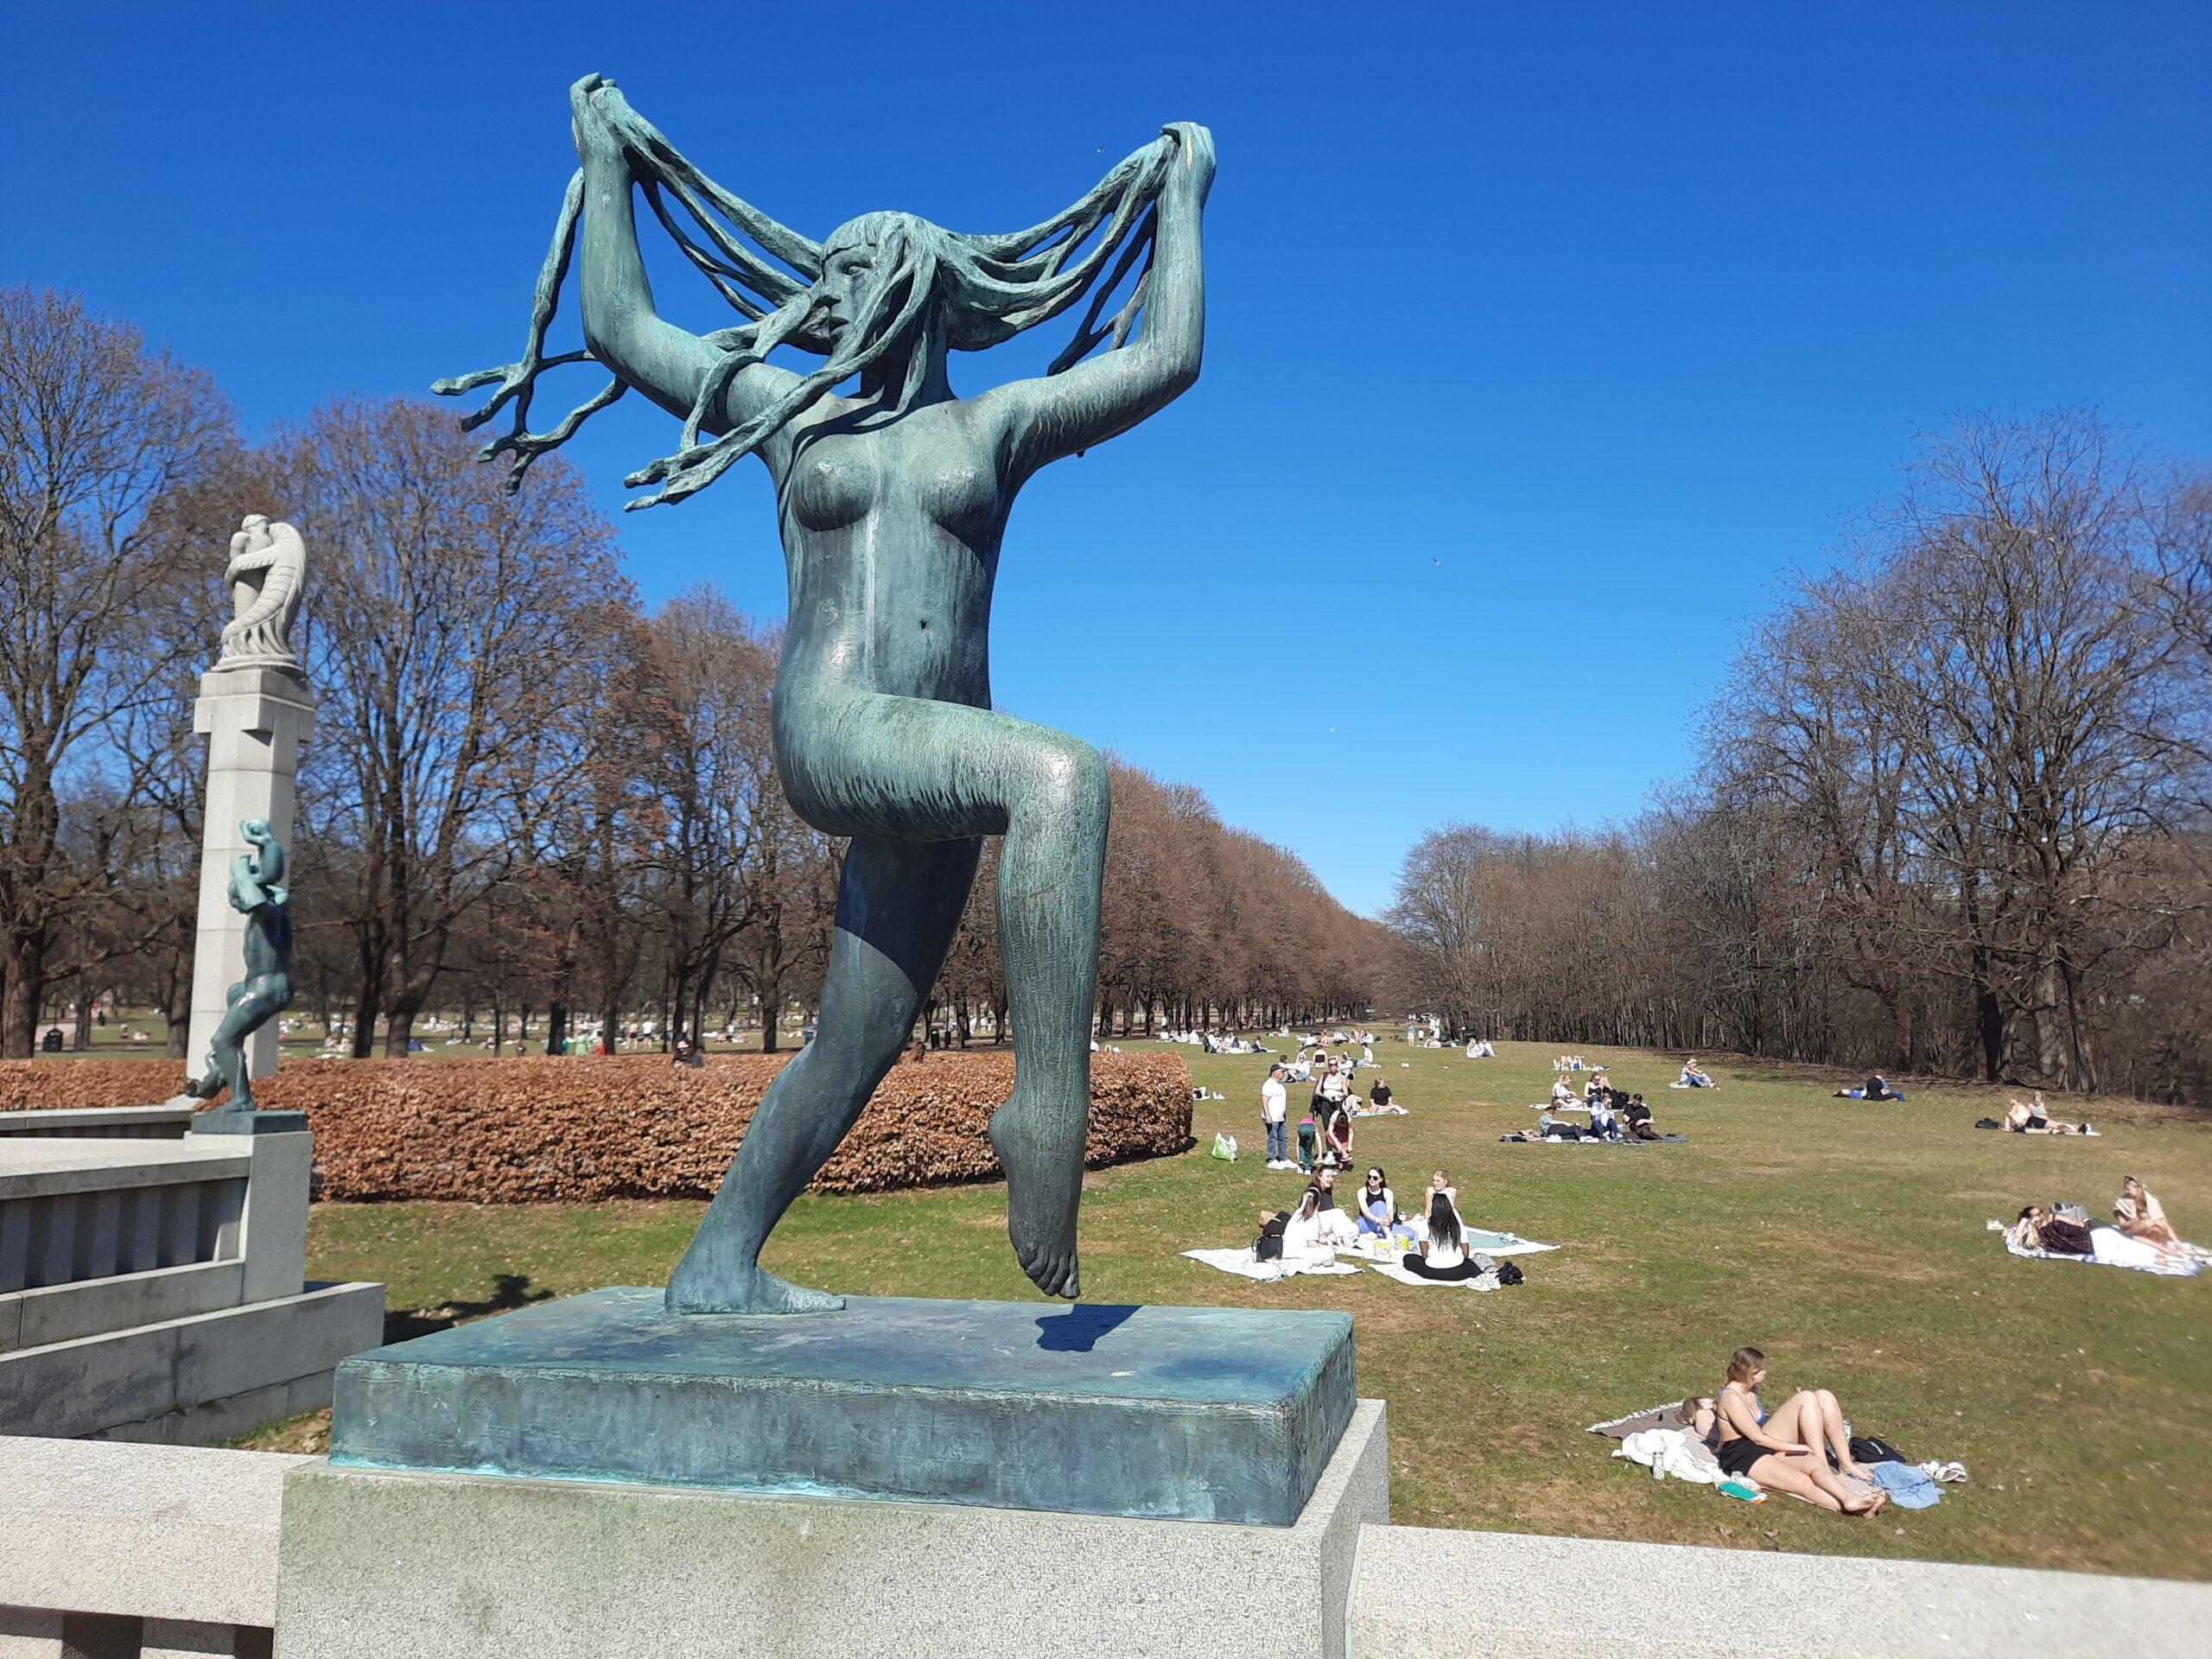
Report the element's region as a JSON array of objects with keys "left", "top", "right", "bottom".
[
  {"left": 1989, "top": 1221, "right": 2202, "bottom": 1277},
  {"left": 1181, "top": 1248, "right": 1360, "bottom": 1281}
]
